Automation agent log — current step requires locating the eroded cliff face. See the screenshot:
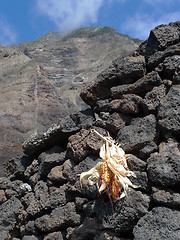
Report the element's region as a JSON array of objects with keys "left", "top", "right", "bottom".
[
  {"left": 0, "top": 22, "right": 180, "bottom": 240},
  {"left": 0, "top": 27, "right": 140, "bottom": 175},
  {"left": 16, "top": 27, "right": 140, "bottom": 114}
]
